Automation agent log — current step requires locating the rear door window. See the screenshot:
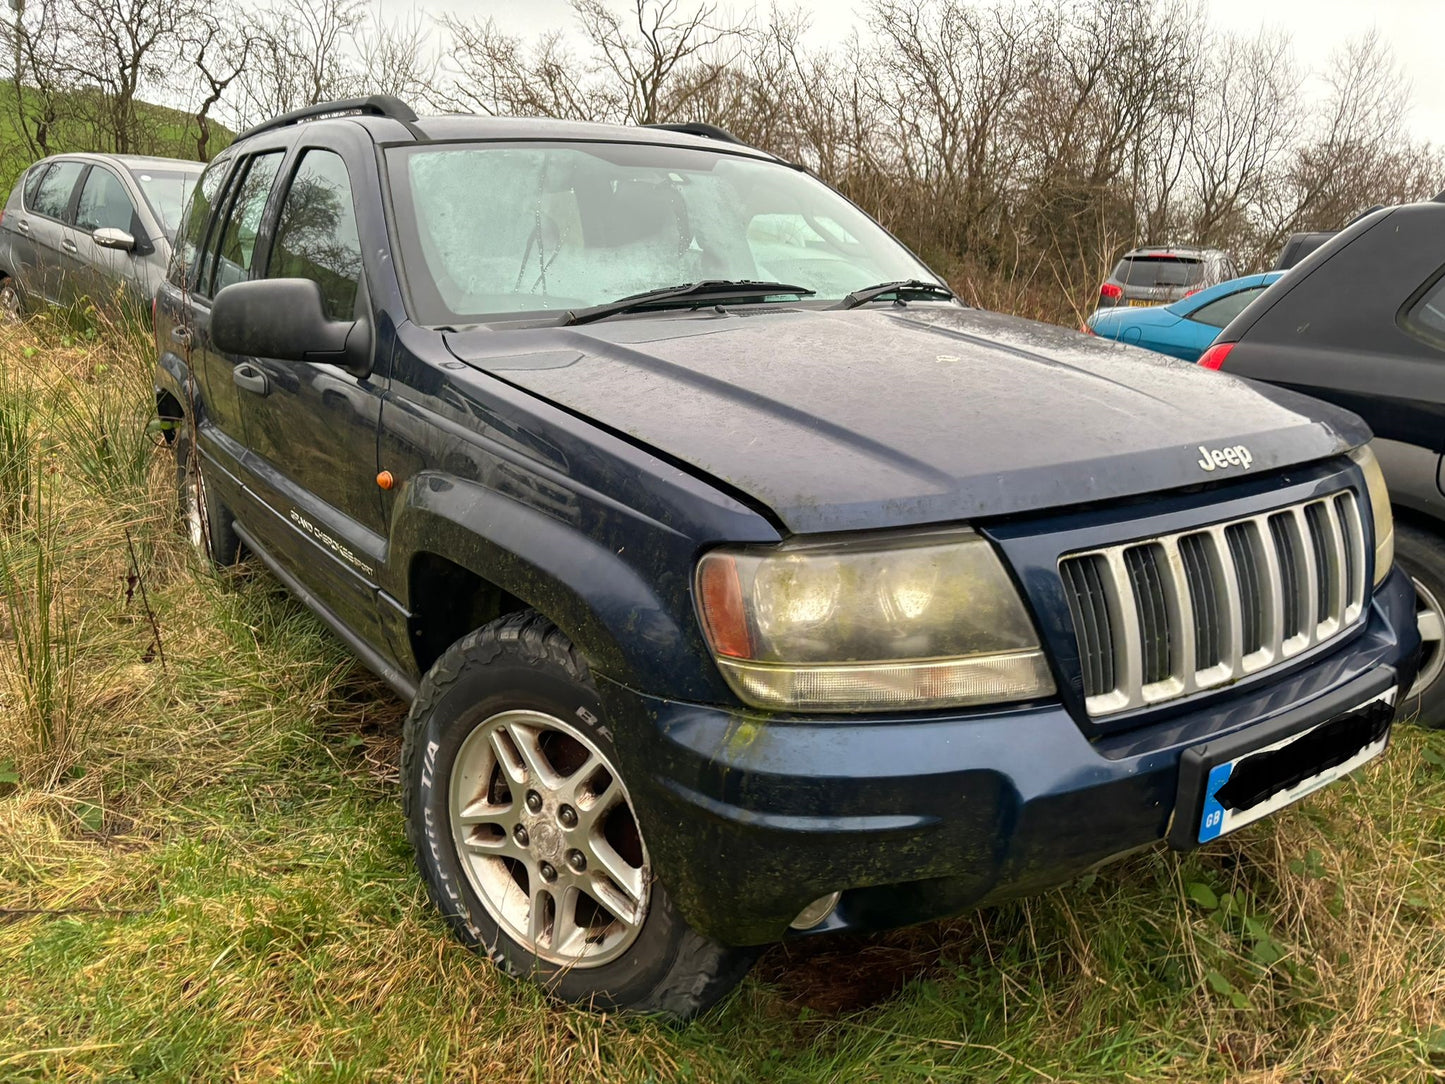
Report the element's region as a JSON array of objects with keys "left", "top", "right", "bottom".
[
  {"left": 30, "top": 160, "right": 85, "bottom": 221},
  {"left": 1115, "top": 257, "right": 1203, "bottom": 288},
  {"left": 1190, "top": 286, "right": 1268, "bottom": 328}
]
